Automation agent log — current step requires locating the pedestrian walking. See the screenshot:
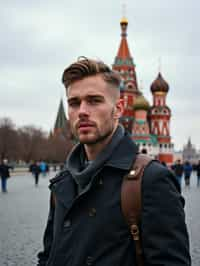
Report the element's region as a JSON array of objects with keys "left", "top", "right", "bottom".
[
  {"left": 0, "top": 159, "right": 11, "bottom": 193},
  {"left": 37, "top": 58, "right": 191, "bottom": 266},
  {"left": 195, "top": 160, "right": 200, "bottom": 187},
  {"left": 172, "top": 159, "right": 184, "bottom": 188},
  {"left": 30, "top": 162, "right": 41, "bottom": 186},
  {"left": 183, "top": 161, "right": 193, "bottom": 188},
  {"left": 39, "top": 161, "right": 47, "bottom": 177}
]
